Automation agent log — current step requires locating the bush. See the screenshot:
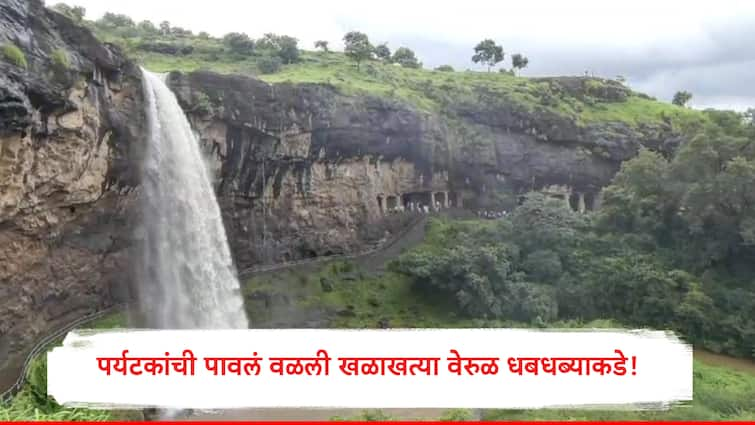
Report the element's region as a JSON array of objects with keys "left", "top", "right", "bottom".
[
  {"left": 2, "top": 43, "right": 27, "bottom": 68},
  {"left": 434, "top": 65, "right": 454, "bottom": 72},
  {"left": 50, "top": 48, "right": 69, "bottom": 69},
  {"left": 256, "top": 56, "right": 282, "bottom": 74}
]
